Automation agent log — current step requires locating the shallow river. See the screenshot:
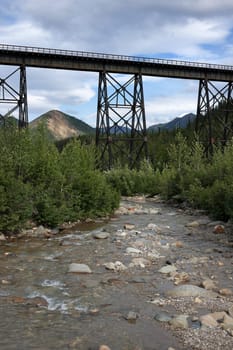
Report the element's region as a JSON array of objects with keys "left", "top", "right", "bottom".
[{"left": 0, "top": 198, "right": 233, "bottom": 350}]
